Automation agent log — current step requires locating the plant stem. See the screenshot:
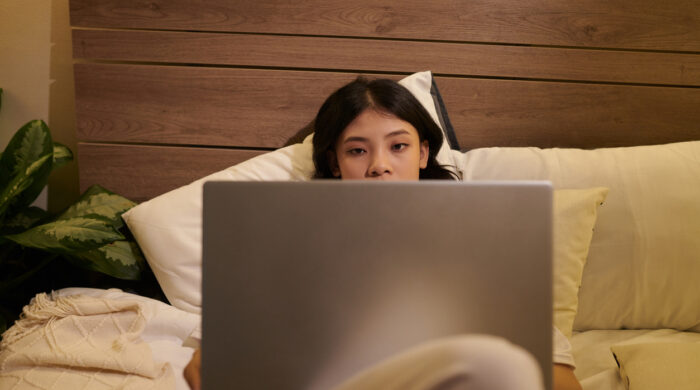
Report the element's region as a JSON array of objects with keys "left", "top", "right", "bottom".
[{"left": 0, "top": 254, "right": 56, "bottom": 296}]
